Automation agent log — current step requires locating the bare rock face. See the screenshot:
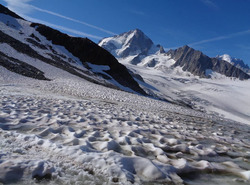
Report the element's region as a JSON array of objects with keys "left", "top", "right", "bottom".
[
  {"left": 0, "top": 4, "right": 24, "bottom": 19},
  {"left": 119, "top": 29, "right": 154, "bottom": 57},
  {"left": 0, "top": 50, "right": 49, "bottom": 81},
  {"left": 167, "top": 45, "right": 250, "bottom": 80},
  {"left": 216, "top": 54, "right": 250, "bottom": 73},
  {"left": 212, "top": 58, "right": 250, "bottom": 80},
  {"left": 30, "top": 24, "right": 147, "bottom": 95},
  {"left": 168, "top": 45, "right": 213, "bottom": 78}
]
